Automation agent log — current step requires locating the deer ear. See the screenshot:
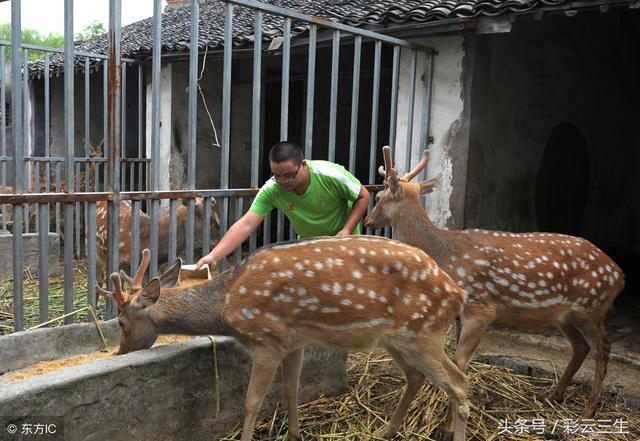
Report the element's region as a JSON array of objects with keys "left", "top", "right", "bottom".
[
  {"left": 138, "top": 278, "right": 161, "bottom": 308},
  {"left": 419, "top": 175, "right": 440, "bottom": 195},
  {"left": 158, "top": 258, "right": 182, "bottom": 288}
]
